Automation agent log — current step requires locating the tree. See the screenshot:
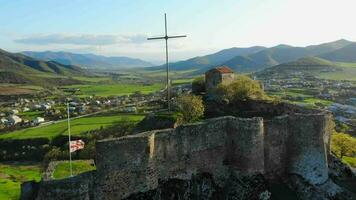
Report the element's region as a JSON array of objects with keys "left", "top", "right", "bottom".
[
  {"left": 214, "top": 75, "right": 266, "bottom": 102},
  {"left": 176, "top": 94, "right": 205, "bottom": 123},
  {"left": 331, "top": 132, "right": 356, "bottom": 159},
  {"left": 192, "top": 76, "right": 205, "bottom": 95}
]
